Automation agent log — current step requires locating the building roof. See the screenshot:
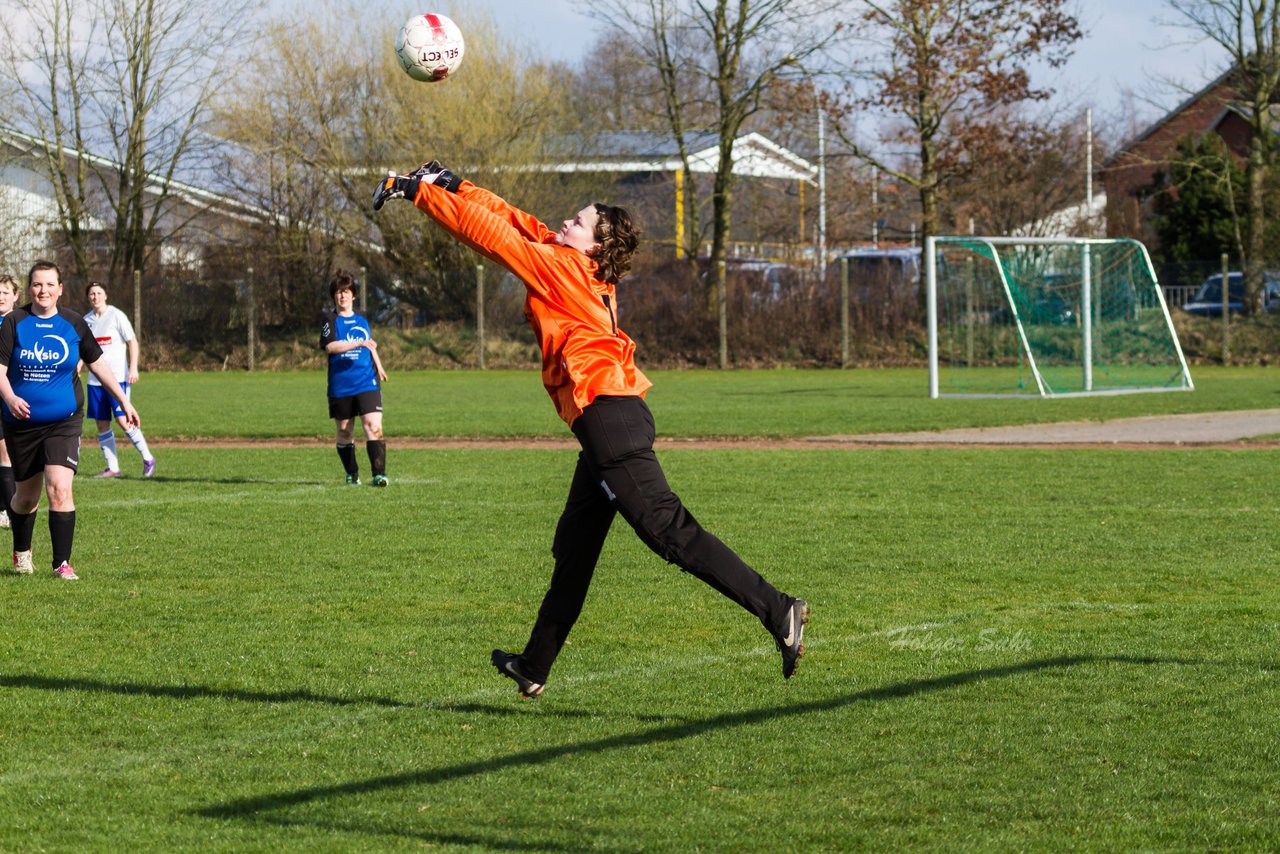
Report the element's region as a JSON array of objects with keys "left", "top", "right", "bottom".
[
  {"left": 0, "top": 125, "right": 264, "bottom": 223},
  {"left": 533, "top": 131, "right": 818, "bottom": 184},
  {"left": 1102, "top": 66, "right": 1237, "bottom": 168}
]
